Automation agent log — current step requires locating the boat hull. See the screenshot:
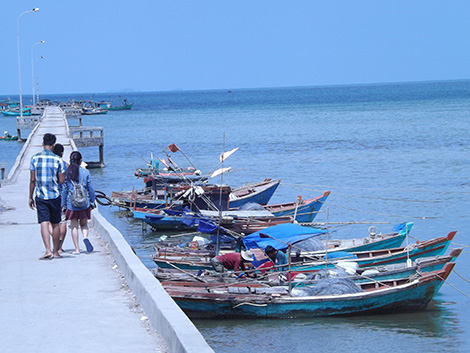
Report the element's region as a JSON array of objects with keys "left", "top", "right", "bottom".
[
  {"left": 165, "top": 264, "right": 454, "bottom": 319},
  {"left": 268, "top": 191, "right": 330, "bottom": 223},
  {"left": 229, "top": 179, "right": 280, "bottom": 208}
]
